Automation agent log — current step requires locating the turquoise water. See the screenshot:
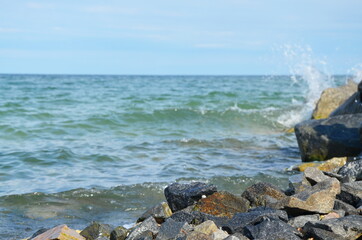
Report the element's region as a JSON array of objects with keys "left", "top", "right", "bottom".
[{"left": 0, "top": 74, "right": 348, "bottom": 239}]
